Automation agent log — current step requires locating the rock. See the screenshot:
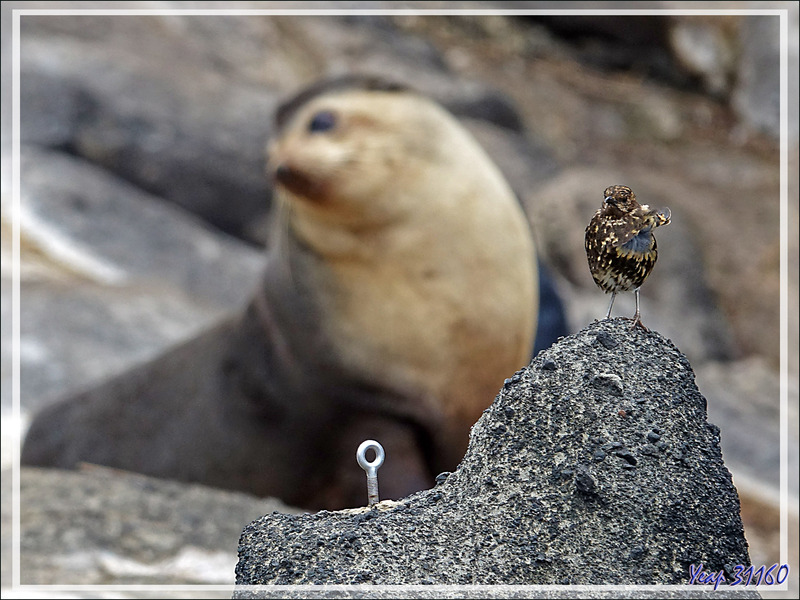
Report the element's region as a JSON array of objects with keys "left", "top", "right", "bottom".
[
  {"left": 668, "top": 16, "right": 738, "bottom": 98},
  {"left": 235, "top": 319, "right": 750, "bottom": 587},
  {"left": 19, "top": 13, "right": 284, "bottom": 244},
  {"left": 697, "top": 358, "right": 792, "bottom": 495},
  {"left": 520, "top": 14, "right": 685, "bottom": 85},
  {"left": 11, "top": 147, "right": 264, "bottom": 413},
  {"left": 461, "top": 117, "right": 560, "bottom": 201},
  {"left": 15, "top": 465, "right": 297, "bottom": 585},
  {"left": 19, "top": 146, "right": 264, "bottom": 308},
  {"left": 731, "top": 15, "right": 784, "bottom": 140},
  {"left": 517, "top": 11, "right": 793, "bottom": 143}
]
